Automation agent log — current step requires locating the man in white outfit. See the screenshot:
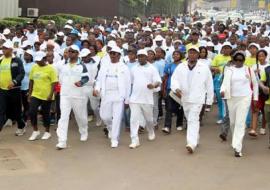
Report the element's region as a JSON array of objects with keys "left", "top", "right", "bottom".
[
  {"left": 94, "top": 46, "right": 131, "bottom": 148},
  {"left": 171, "top": 46, "right": 214, "bottom": 153},
  {"left": 80, "top": 48, "right": 102, "bottom": 127},
  {"left": 56, "top": 45, "right": 89, "bottom": 149},
  {"left": 129, "top": 49, "right": 161, "bottom": 148}
]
